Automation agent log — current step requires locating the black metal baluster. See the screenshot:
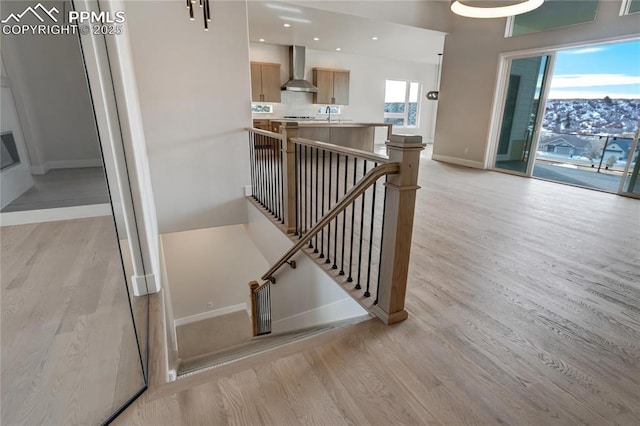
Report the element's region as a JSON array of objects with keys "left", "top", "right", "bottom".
[
  {"left": 271, "top": 138, "right": 277, "bottom": 216},
  {"left": 314, "top": 148, "right": 319, "bottom": 252},
  {"left": 249, "top": 133, "right": 255, "bottom": 200},
  {"left": 325, "top": 152, "right": 332, "bottom": 264},
  {"left": 374, "top": 176, "right": 388, "bottom": 306},
  {"left": 332, "top": 154, "right": 340, "bottom": 269},
  {"left": 339, "top": 155, "right": 348, "bottom": 276},
  {"left": 347, "top": 158, "right": 357, "bottom": 283},
  {"left": 356, "top": 160, "right": 367, "bottom": 290},
  {"left": 320, "top": 149, "right": 326, "bottom": 258},
  {"left": 257, "top": 135, "right": 263, "bottom": 205},
  {"left": 269, "top": 138, "right": 275, "bottom": 215},
  {"left": 275, "top": 138, "right": 281, "bottom": 221},
  {"left": 364, "top": 164, "right": 378, "bottom": 298},
  {"left": 278, "top": 138, "right": 283, "bottom": 222},
  {"left": 294, "top": 144, "right": 299, "bottom": 236},
  {"left": 303, "top": 146, "right": 308, "bottom": 237}
]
